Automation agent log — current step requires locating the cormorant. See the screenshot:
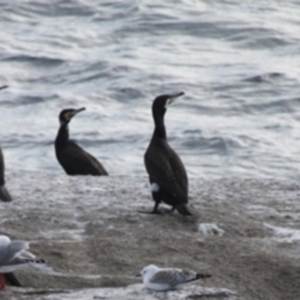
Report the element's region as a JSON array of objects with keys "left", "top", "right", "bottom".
[
  {"left": 0, "top": 146, "right": 12, "bottom": 202},
  {"left": 143, "top": 92, "right": 192, "bottom": 215},
  {"left": 0, "top": 85, "right": 12, "bottom": 202},
  {"left": 55, "top": 108, "right": 108, "bottom": 176}
]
